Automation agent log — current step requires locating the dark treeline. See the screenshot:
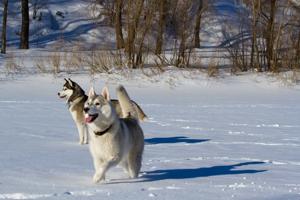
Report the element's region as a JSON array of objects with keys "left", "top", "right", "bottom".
[{"left": 1, "top": 0, "right": 300, "bottom": 72}]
